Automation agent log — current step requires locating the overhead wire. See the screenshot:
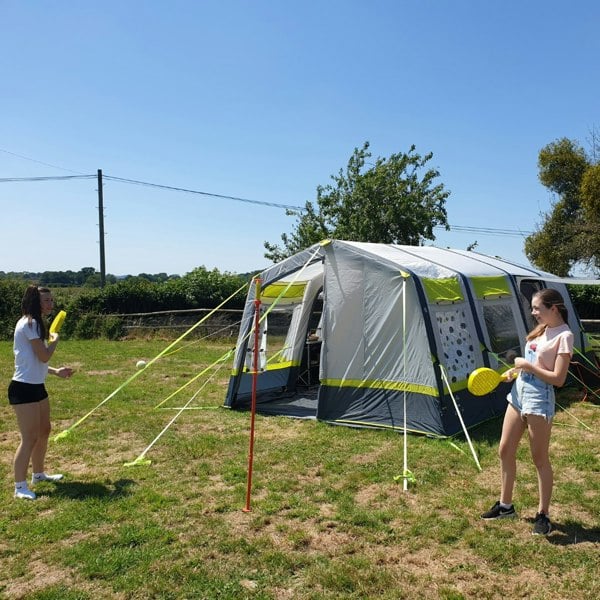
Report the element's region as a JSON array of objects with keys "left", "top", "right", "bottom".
[
  {"left": 0, "top": 147, "right": 90, "bottom": 175},
  {"left": 102, "top": 174, "right": 305, "bottom": 211},
  {"left": 0, "top": 175, "right": 95, "bottom": 182},
  {"left": 436, "top": 224, "right": 534, "bottom": 237},
  {"left": 0, "top": 151, "right": 533, "bottom": 237}
]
